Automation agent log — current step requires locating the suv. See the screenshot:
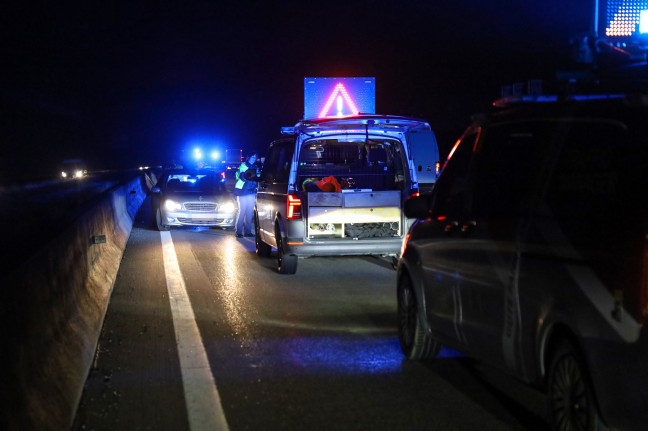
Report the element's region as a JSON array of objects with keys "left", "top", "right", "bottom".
[
  {"left": 398, "top": 93, "right": 648, "bottom": 430},
  {"left": 255, "top": 115, "right": 437, "bottom": 274}
]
